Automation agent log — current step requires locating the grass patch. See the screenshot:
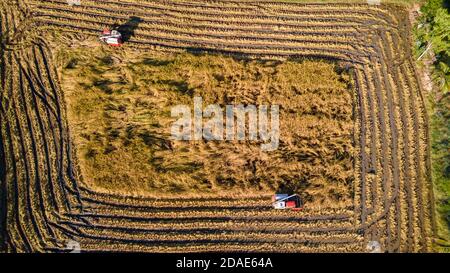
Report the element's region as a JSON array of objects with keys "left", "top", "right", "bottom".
[
  {"left": 429, "top": 93, "right": 450, "bottom": 250},
  {"left": 413, "top": 0, "right": 450, "bottom": 251}
]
